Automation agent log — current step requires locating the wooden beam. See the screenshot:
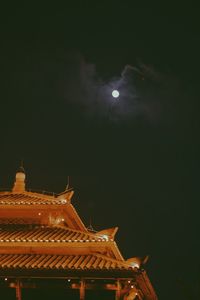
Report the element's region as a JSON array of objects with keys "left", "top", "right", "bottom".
[
  {"left": 15, "top": 280, "right": 21, "bottom": 300},
  {"left": 72, "top": 283, "right": 117, "bottom": 290},
  {"left": 115, "top": 280, "right": 121, "bottom": 300},
  {"left": 80, "top": 279, "right": 85, "bottom": 300}
]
